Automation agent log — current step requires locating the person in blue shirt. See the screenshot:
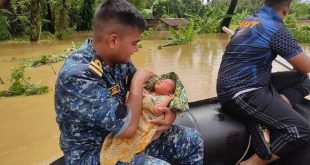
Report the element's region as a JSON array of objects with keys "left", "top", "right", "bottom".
[
  {"left": 217, "top": 0, "right": 310, "bottom": 164},
  {"left": 54, "top": 0, "right": 204, "bottom": 164}
]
